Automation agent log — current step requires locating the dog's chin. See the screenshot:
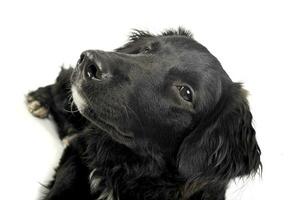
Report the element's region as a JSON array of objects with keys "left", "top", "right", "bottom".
[
  {"left": 71, "top": 85, "right": 87, "bottom": 113},
  {"left": 71, "top": 84, "right": 135, "bottom": 147}
]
